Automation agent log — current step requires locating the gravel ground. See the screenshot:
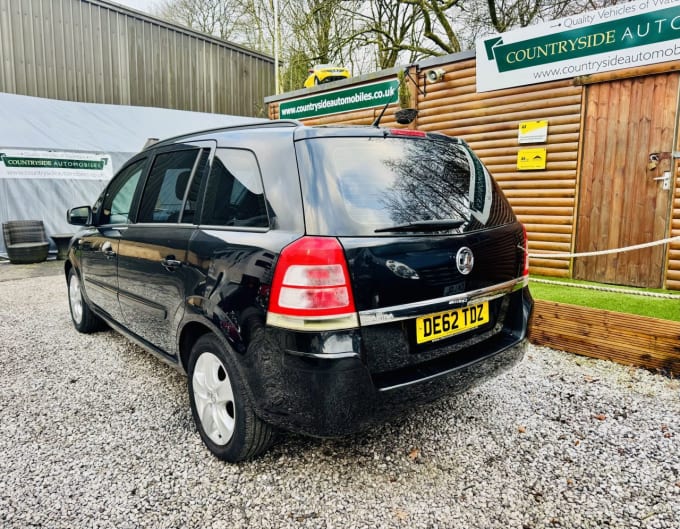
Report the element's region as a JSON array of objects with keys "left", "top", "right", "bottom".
[{"left": 0, "top": 273, "right": 678, "bottom": 529}]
